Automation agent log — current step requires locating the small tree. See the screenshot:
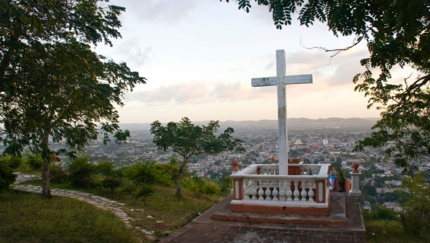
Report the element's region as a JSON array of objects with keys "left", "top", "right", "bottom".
[
  {"left": 399, "top": 174, "right": 430, "bottom": 237},
  {"left": 150, "top": 117, "right": 244, "bottom": 198}
]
